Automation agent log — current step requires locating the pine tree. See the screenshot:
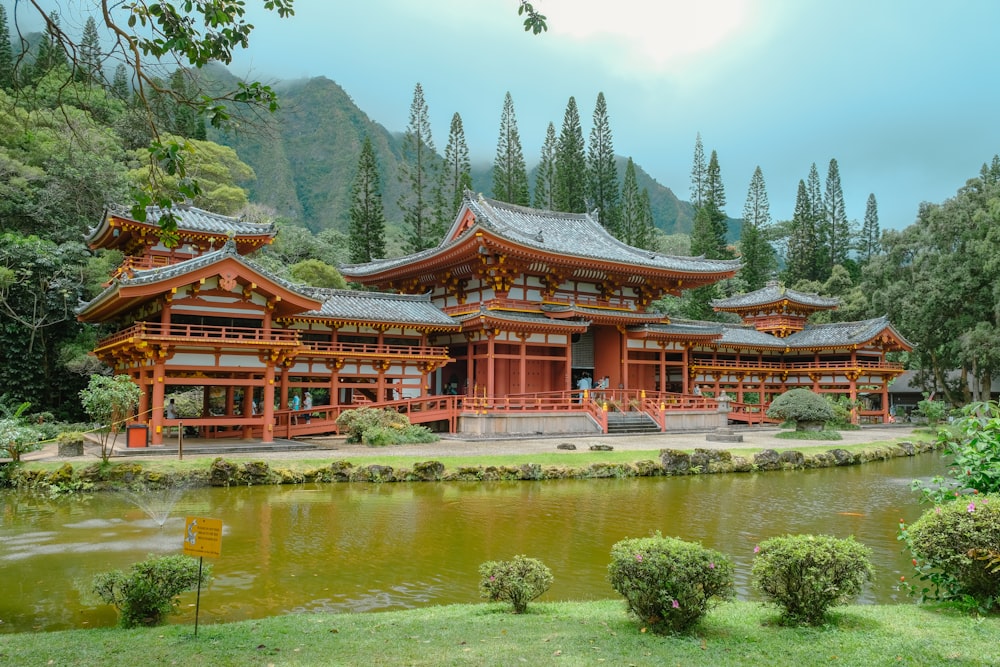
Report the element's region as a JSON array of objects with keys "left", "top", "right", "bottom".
[
  {"left": 349, "top": 135, "right": 387, "bottom": 264},
  {"left": 824, "top": 158, "right": 851, "bottom": 270},
  {"left": 636, "top": 188, "right": 656, "bottom": 252},
  {"left": 398, "top": 82, "right": 441, "bottom": 253},
  {"left": 78, "top": 16, "right": 102, "bottom": 84},
  {"left": 806, "top": 162, "right": 827, "bottom": 277},
  {"left": 690, "top": 132, "right": 707, "bottom": 209},
  {"left": 441, "top": 112, "right": 473, "bottom": 216},
  {"left": 0, "top": 5, "right": 14, "bottom": 90},
  {"left": 739, "top": 166, "right": 776, "bottom": 290},
  {"left": 554, "top": 96, "right": 587, "bottom": 213},
  {"left": 169, "top": 69, "right": 201, "bottom": 138},
  {"left": 701, "top": 150, "right": 730, "bottom": 258},
  {"left": 492, "top": 92, "right": 530, "bottom": 205},
  {"left": 111, "top": 64, "right": 130, "bottom": 100},
  {"left": 32, "top": 11, "right": 68, "bottom": 81},
  {"left": 859, "top": 192, "right": 880, "bottom": 263},
  {"left": 620, "top": 157, "right": 642, "bottom": 244},
  {"left": 586, "top": 92, "right": 620, "bottom": 232},
  {"left": 784, "top": 180, "right": 818, "bottom": 284},
  {"left": 533, "top": 122, "right": 557, "bottom": 210}
]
